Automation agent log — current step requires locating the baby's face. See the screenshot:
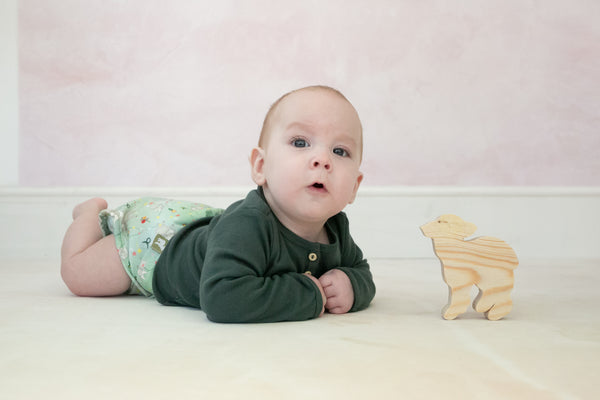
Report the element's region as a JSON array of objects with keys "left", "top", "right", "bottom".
[{"left": 254, "top": 88, "right": 363, "bottom": 233}]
